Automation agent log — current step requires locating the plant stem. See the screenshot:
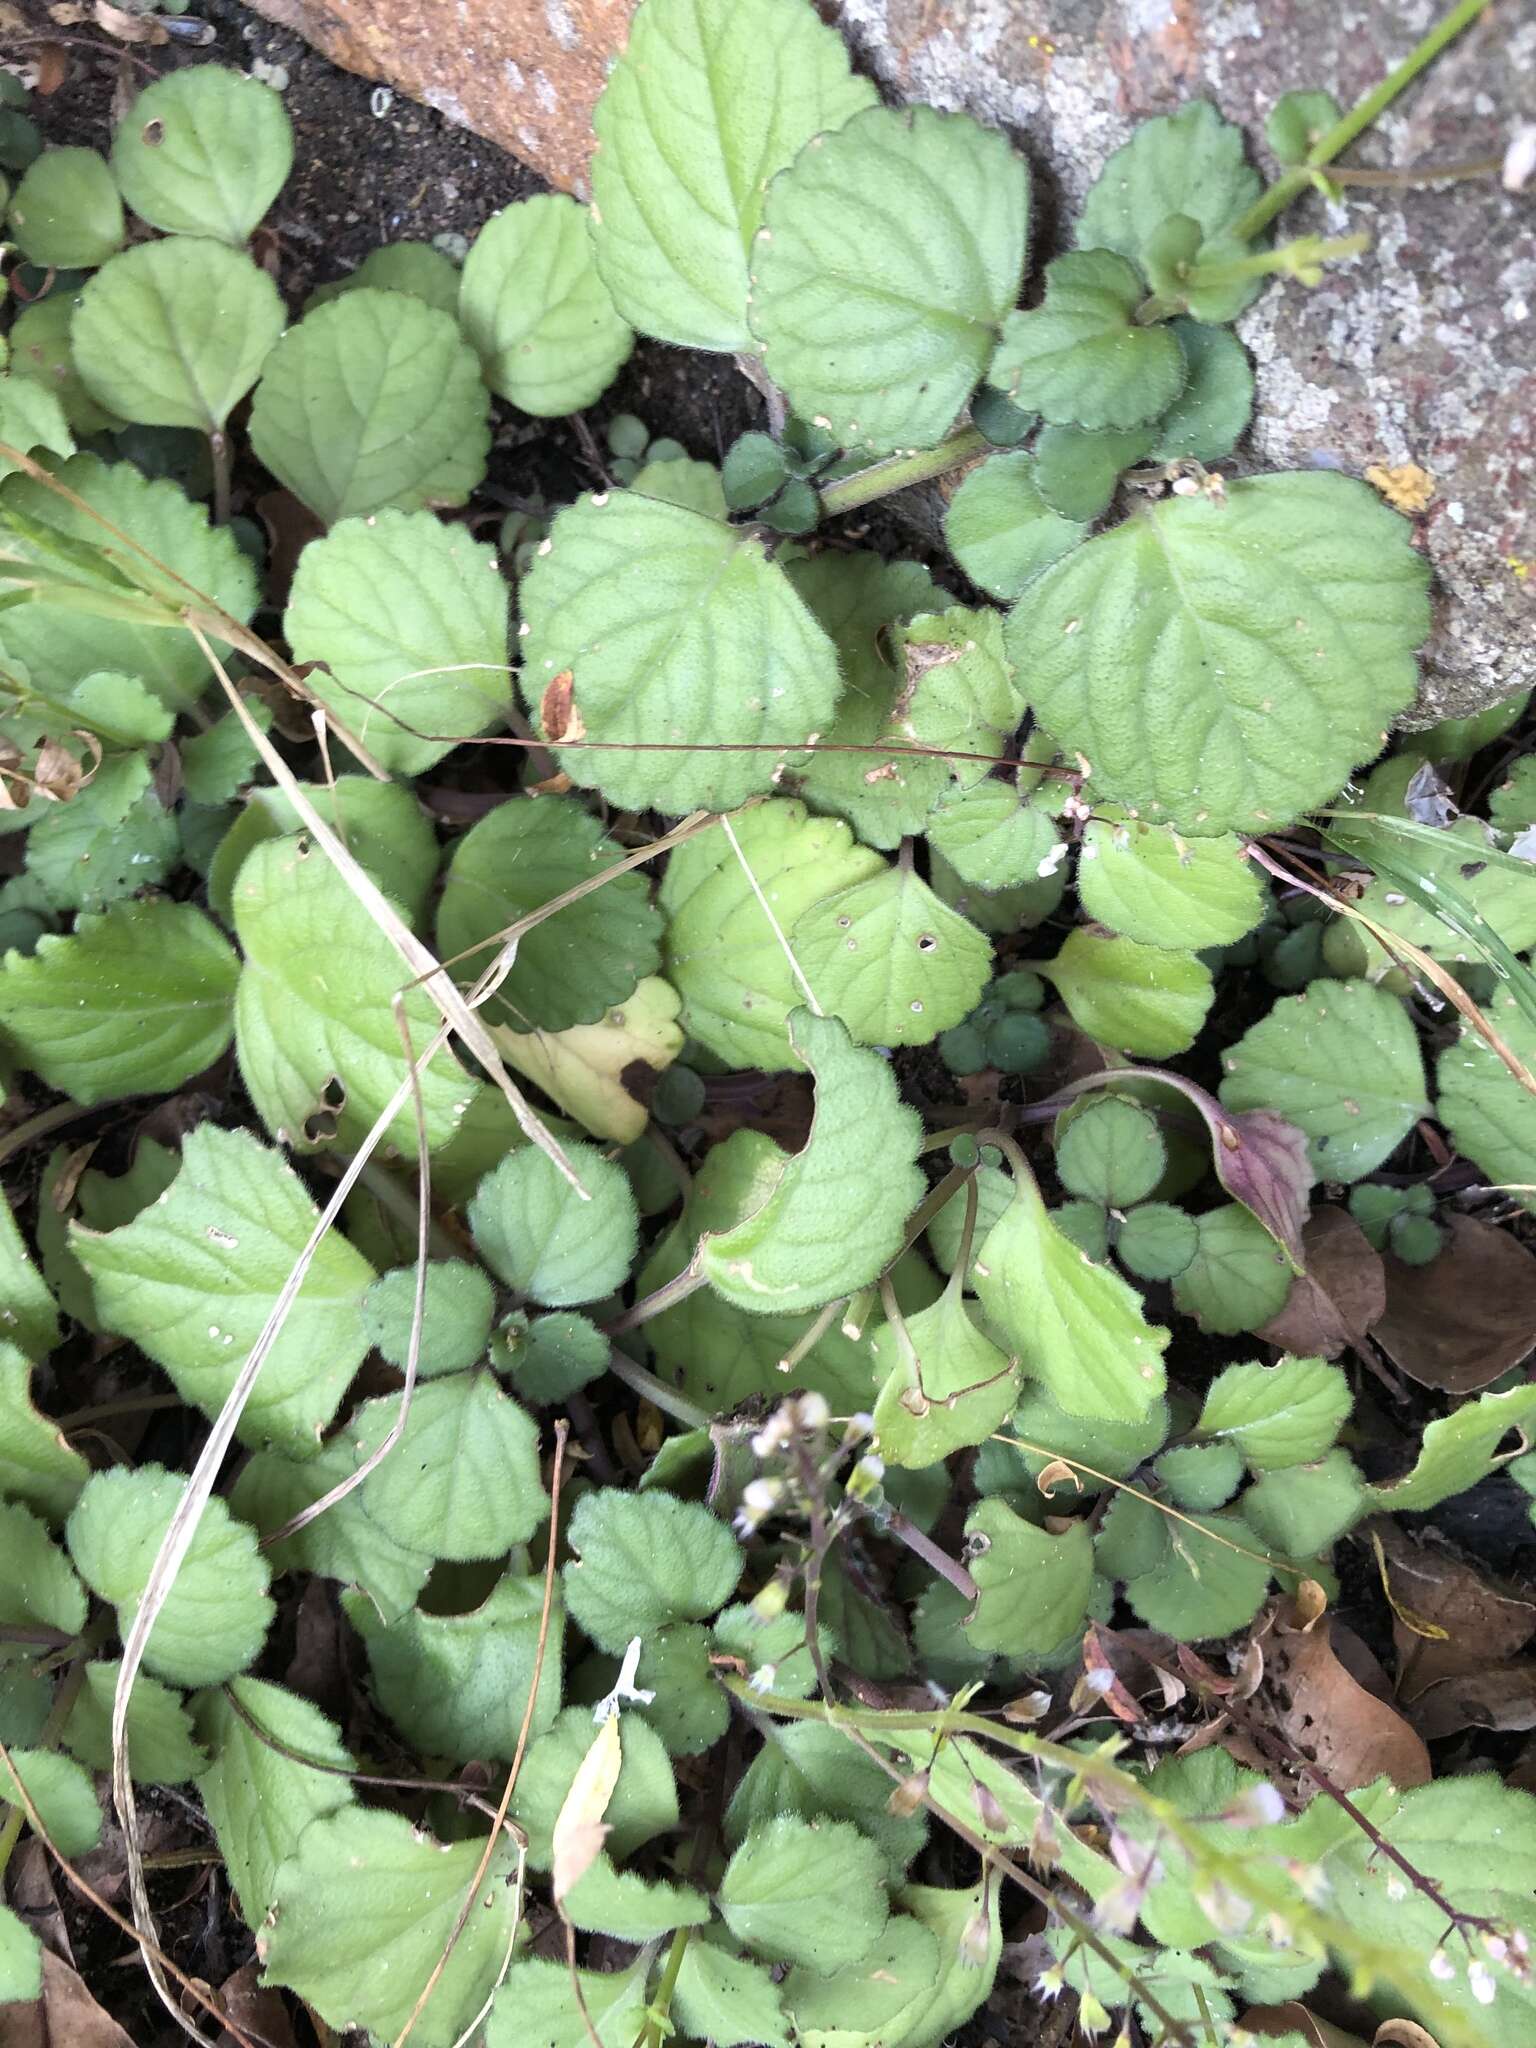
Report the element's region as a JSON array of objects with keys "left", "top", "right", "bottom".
[
  {"left": 1230, "top": 0, "right": 1493, "bottom": 241},
  {"left": 882, "top": 1508, "right": 979, "bottom": 1602},
  {"left": 817, "top": 425, "right": 989, "bottom": 519},
  {"left": 1187, "top": 230, "right": 1369, "bottom": 286},
  {"left": 0, "top": 1096, "right": 95, "bottom": 1172},
  {"left": 603, "top": 1258, "right": 706, "bottom": 1336},
  {"left": 604, "top": 1346, "right": 711, "bottom": 1431},
  {"left": 209, "top": 429, "right": 232, "bottom": 527}
]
